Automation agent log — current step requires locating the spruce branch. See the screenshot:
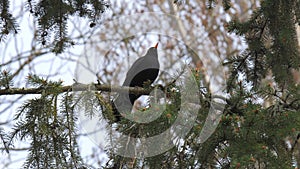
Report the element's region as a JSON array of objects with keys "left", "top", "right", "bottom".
[{"left": 0, "top": 83, "right": 153, "bottom": 96}]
